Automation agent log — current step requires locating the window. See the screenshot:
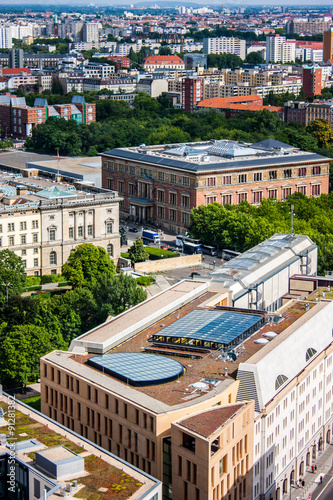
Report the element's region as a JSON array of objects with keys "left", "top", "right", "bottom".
[
  {"left": 34, "top": 479, "right": 40, "bottom": 499},
  {"left": 170, "top": 192, "right": 177, "bottom": 205},
  {"left": 207, "top": 177, "right": 216, "bottom": 186},
  {"left": 171, "top": 174, "right": 177, "bottom": 183},
  {"left": 107, "top": 178, "right": 114, "bottom": 190},
  {"left": 107, "top": 244, "right": 113, "bottom": 257},
  {"left": 312, "top": 166, "right": 321, "bottom": 175},
  {"left": 69, "top": 227, "right": 74, "bottom": 238},
  {"left": 182, "top": 433, "right": 195, "bottom": 453},
  {"left": 284, "top": 169, "right": 292, "bottom": 178},
  {"left": 297, "top": 186, "right": 306, "bottom": 195},
  {"left": 237, "top": 193, "right": 247, "bottom": 203},
  {"left": 21, "top": 249, "right": 26, "bottom": 256},
  {"left": 32, "top": 232, "right": 38, "bottom": 243},
  {"left": 78, "top": 226, "right": 83, "bottom": 237},
  {"left": 50, "top": 251, "right": 57, "bottom": 265},
  {"left": 223, "top": 175, "right": 232, "bottom": 185},
  {"left": 183, "top": 177, "right": 189, "bottom": 186},
  {"left": 107, "top": 160, "right": 114, "bottom": 170},
  {"left": 181, "top": 195, "right": 190, "bottom": 208},
  {"left": 298, "top": 168, "right": 306, "bottom": 176},
  {"left": 275, "top": 374, "right": 288, "bottom": 390},
  {"left": 253, "top": 172, "right": 262, "bottom": 182},
  {"left": 312, "top": 184, "right": 321, "bottom": 196},
  {"left": 157, "top": 206, "right": 165, "bottom": 218},
  {"left": 169, "top": 209, "right": 177, "bottom": 221},
  {"left": 253, "top": 191, "right": 262, "bottom": 203},
  {"left": 306, "top": 348, "right": 317, "bottom": 362},
  {"left": 206, "top": 196, "right": 217, "bottom": 205},
  {"left": 222, "top": 195, "right": 232, "bottom": 205},
  {"left": 32, "top": 220, "right": 38, "bottom": 229},
  {"left": 129, "top": 183, "right": 136, "bottom": 195},
  {"left": 8, "top": 236, "right": 14, "bottom": 246},
  {"left": 129, "top": 166, "right": 135, "bottom": 175},
  {"left": 49, "top": 229, "right": 56, "bottom": 241},
  {"left": 238, "top": 174, "right": 247, "bottom": 184},
  {"left": 157, "top": 190, "right": 165, "bottom": 202},
  {"left": 34, "top": 258, "right": 39, "bottom": 267},
  {"left": 269, "top": 171, "right": 277, "bottom": 180},
  {"left": 8, "top": 223, "right": 14, "bottom": 232},
  {"left": 106, "top": 221, "right": 113, "bottom": 234},
  {"left": 158, "top": 171, "right": 164, "bottom": 181},
  {"left": 87, "top": 225, "right": 93, "bottom": 236},
  {"left": 34, "top": 248, "right": 38, "bottom": 254},
  {"left": 21, "top": 235, "right": 26, "bottom": 244},
  {"left": 20, "top": 221, "right": 27, "bottom": 231},
  {"left": 182, "top": 212, "right": 190, "bottom": 226},
  {"left": 268, "top": 189, "right": 277, "bottom": 199},
  {"left": 118, "top": 180, "right": 124, "bottom": 192},
  {"left": 282, "top": 188, "right": 292, "bottom": 199}
]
